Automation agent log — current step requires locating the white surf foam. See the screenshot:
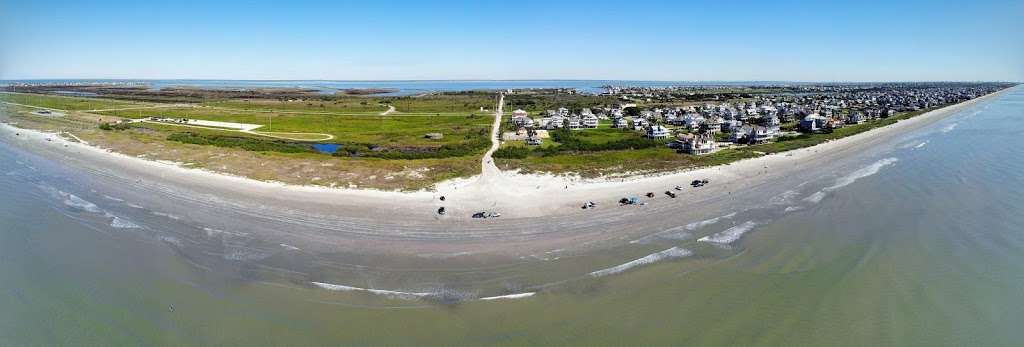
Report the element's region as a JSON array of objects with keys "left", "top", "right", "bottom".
[
  {"left": 630, "top": 226, "right": 693, "bottom": 244},
  {"left": 804, "top": 157, "right": 899, "bottom": 204},
  {"left": 311, "top": 282, "right": 433, "bottom": 301},
  {"left": 479, "top": 292, "right": 535, "bottom": 301},
  {"left": 698, "top": 221, "right": 758, "bottom": 245},
  {"left": 44, "top": 187, "right": 104, "bottom": 214},
  {"left": 940, "top": 123, "right": 958, "bottom": 133},
  {"left": 685, "top": 212, "right": 737, "bottom": 231},
  {"left": 159, "top": 235, "right": 182, "bottom": 246},
  {"left": 151, "top": 211, "right": 182, "bottom": 220},
  {"left": 784, "top": 206, "right": 804, "bottom": 213},
  {"left": 914, "top": 141, "right": 928, "bottom": 149},
  {"left": 102, "top": 194, "right": 125, "bottom": 202},
  {"left": 279, "top": 243, "right": 301, "bottom": 251},
  {"left": 589, "top": 247, "right": 693, "bottom": 277},
  {"left": 109, "top": 216, "right": 141, "bottom": 229}
]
